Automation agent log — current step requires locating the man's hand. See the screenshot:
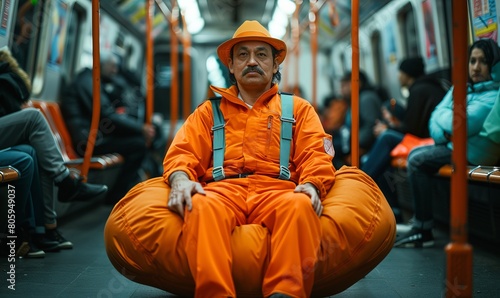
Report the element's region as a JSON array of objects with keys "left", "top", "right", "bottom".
[
  {"left": 294, "top": 182, "right": 323, "bottom": 217},
  {"left": 373, "top": 120, "right": 388, "bottom": 137},
  {"left": 142, "top": 123, "right": 156, "bottom": 147},
  {"left": 167, "top": 172, "right": 205, "bottom": 218}
]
